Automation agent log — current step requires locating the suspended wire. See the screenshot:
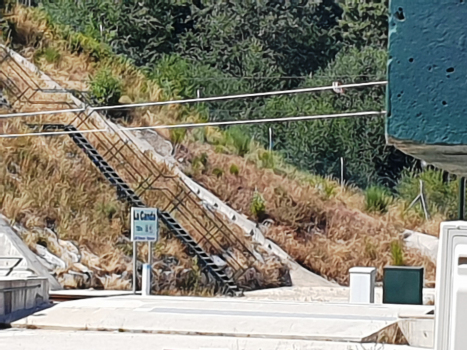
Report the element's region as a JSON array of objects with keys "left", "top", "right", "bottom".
[
  {"left": 0, "top": 81, "right": 387, "bottom": 119},
  {"left": 0, "top": 110, "right": 386, "bottom": 139}
]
